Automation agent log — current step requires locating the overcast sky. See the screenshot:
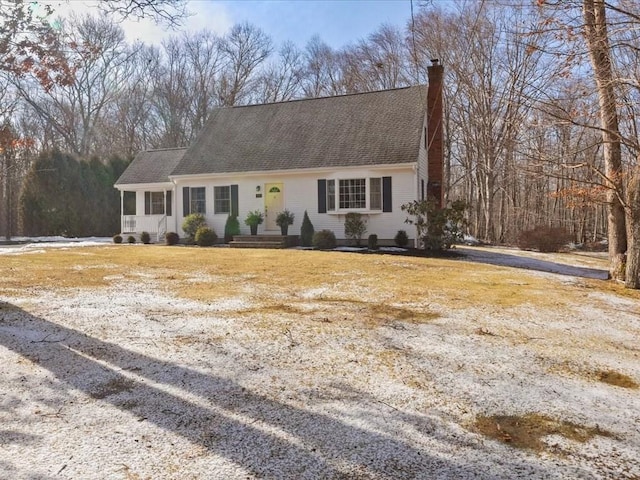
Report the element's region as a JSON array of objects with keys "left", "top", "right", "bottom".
[{"left": 40, "top": 0, "right": 419, "bottom": 49}]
